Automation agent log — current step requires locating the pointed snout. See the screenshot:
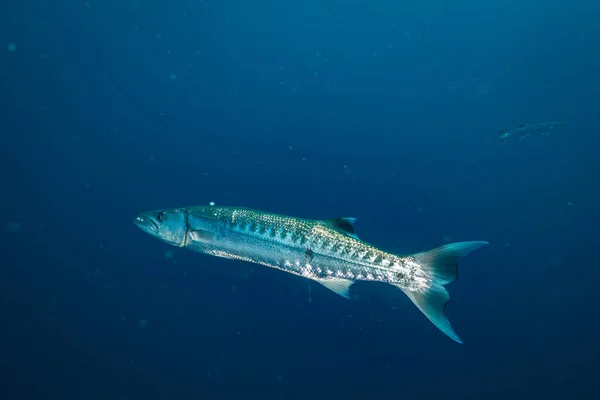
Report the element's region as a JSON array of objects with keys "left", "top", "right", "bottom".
[{"left": 134, "top": 213, "right": 158, "bottom": 236}]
